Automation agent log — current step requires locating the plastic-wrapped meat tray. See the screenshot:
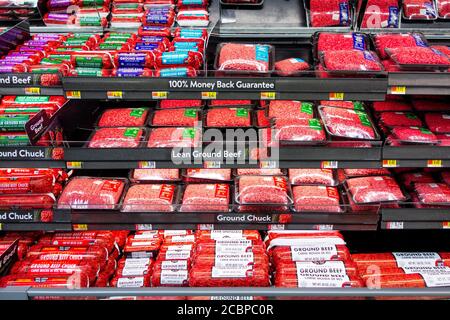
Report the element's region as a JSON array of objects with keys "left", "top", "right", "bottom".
[
  {"left": 320, "top": 50, "right": 384, "bottom": 73},
  {"left": 268, "top": 101, "right": 314, "bottom": 120},
  {"left": 88, "top": 127, "right": 145, "bottom": 148},
  {"left": 424, "top": 113, "right": 450, "bottom": 133},
  {"left": 97, "top": 108, "right": 149, "bottom": 127},
  {"left": 414, "top": 183, "right": 450, "bottom": 205},
  {"left": 235, "top": 175, "right": 292, "bottom": 205},
  {"left": 263, "top": 118, "right": 327, "bottom": 146},
  {"left": 150, "top": 109, "right": 200, "bottom": 127},
  {"left": 315, "top": 32, "right": 369, "bottom": 55},
  {"left": 179, "top": 184, "right": 230, "bottom": 212},
  {"left": 378, "top": 112, "right": 423, "bottom": 127},
  {"left": 183, "top": 169, "right": 232, "bottom": 182},
  {"left": 385, "top": 47, "right": 450, "bottom": 71},
  {"left": 147, "top": 127, "right": 201, "bottom": 148},
  {"left": 205, "top": 108, "right": 252, "bottom": 128},
  {"left": 121, "top": 184, "right": 177, "bottom": 212},
  {"left": 289, "top": 169, "right": 337, "bottom": 186},
  {"left": 308, "top": 0, "right": 353, "bottom": 27},
  {"left": 131, "top": 169, "right": 180, "bottom": 182},
  {"left": 390, "top": 126, "right": 439, "bottom": 144},
  {"left": 292, "top": 185, "right": 343, "bottom": 212},
  {"left": 345, "top": 175, "right": 407, "bottom": 204},
  {"left": 372, "top": 100, "right": 413, "bottom": 112},
  {"left": 373, "top": 33, "right": 429, "bottom": 59}
]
